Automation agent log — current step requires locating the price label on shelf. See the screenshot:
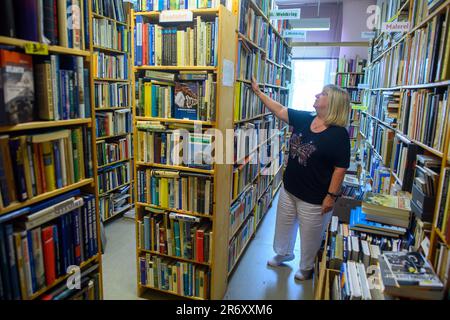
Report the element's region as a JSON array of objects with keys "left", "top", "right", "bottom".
[
  {"left": 269, "top": 9, "right": 301, "bottom": 20},
  {"left": 284, "top": 30, "right": 307, "bottom": 39},
  {"left": 381, "top": 21, "right": 410, "bottom": 33},
  {"left": 24, "top": 43, "right": 49, "bottom": 55},
  {"left": 160, "top": 10, "right": 193, "bottom": 23}
]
